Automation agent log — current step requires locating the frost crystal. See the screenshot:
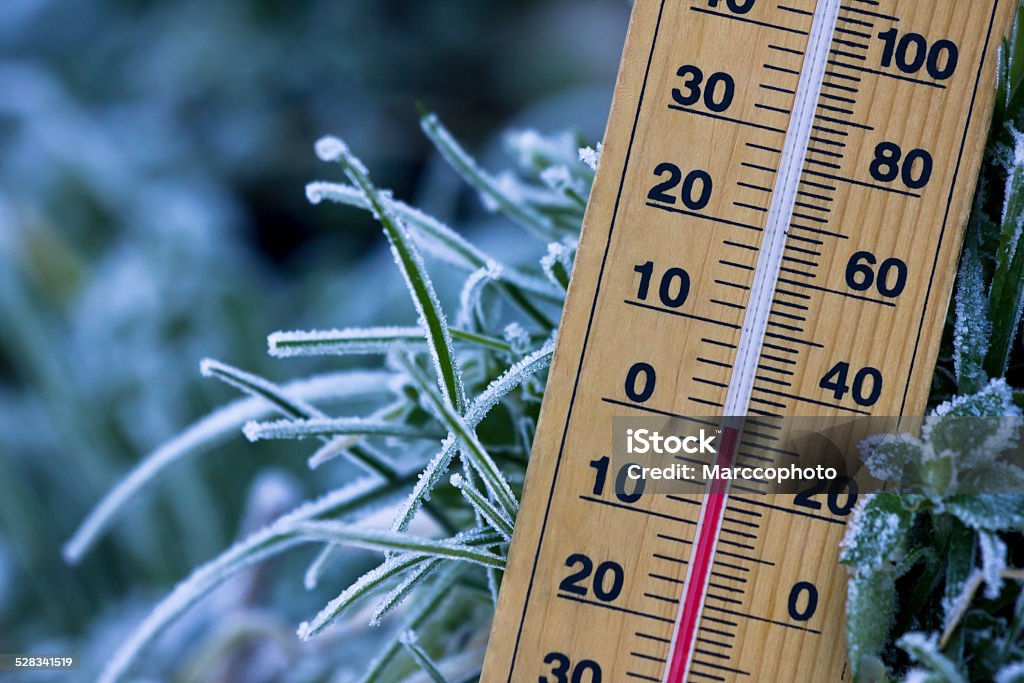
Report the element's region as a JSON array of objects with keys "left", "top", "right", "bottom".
[
  {"left": 579, "top": 143, "right": 603, "bottom": 171},
  {"left": 978, "top": 531, "right": 1007, "bottom": 598},
  {"left": 996, "top": 661, "right": 1024, "bottom": 683},
  {"left": 314, "top": 135, "right": 349, "bottom": 164},
  {"left": 953, "top": 248, "right": 991, "bottom": 391}
]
